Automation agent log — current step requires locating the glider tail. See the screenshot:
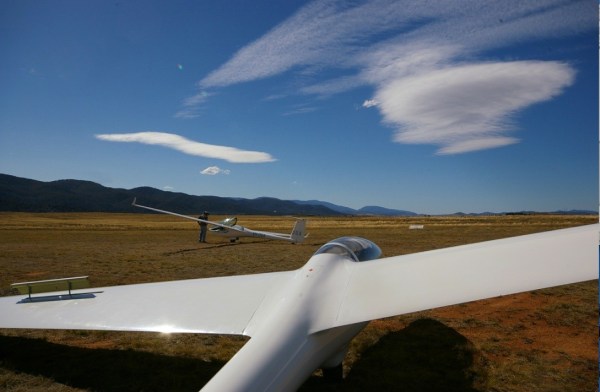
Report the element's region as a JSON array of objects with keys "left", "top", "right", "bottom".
[{"left": 290, "top": 219, "right": 307, "bottom": 244}]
